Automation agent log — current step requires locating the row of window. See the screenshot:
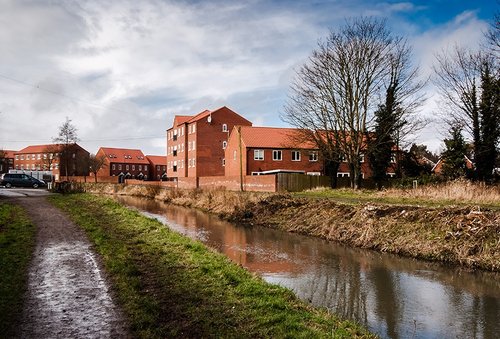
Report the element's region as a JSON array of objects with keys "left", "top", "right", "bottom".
[
  {"left": 167, "top": 141, "right": 199, "bottom": 156},
  {"left": 15, "top": 153, "right": 59, "bottom": 161},
  {"left": 15, "top": 163, "right": 59, "bottom": 170},
  {"left": 251, "top": 150, "right": 319, "bottom": 162},
  {"left": 111, "top": 164, "right": 148, "bottom": 171}
]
